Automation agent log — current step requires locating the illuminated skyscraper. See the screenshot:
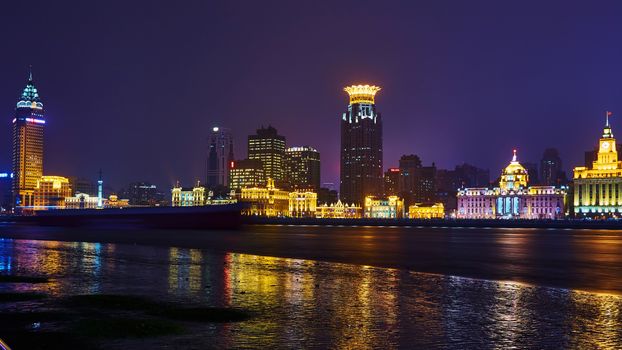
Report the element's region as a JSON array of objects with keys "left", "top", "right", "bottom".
[
  {"left": 12, "top": 70, "right": 45, "bottom": 207},
  {"left": 284, "top": 146, "right": 320, "bottom": 191},
  {"left": 340, "top": 85, "right": 383, "bottom": 205},
  {"left": 207, "top": 126, "right": 234, "bottom": 189},
  {"left": 248, "top": 126, "right": 286, "bottom": 183}
]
